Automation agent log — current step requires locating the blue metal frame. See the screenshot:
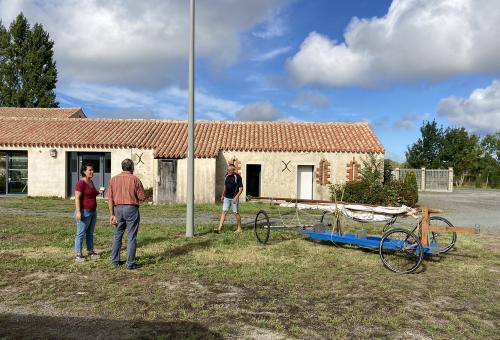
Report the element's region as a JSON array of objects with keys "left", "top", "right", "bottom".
[{"left": 303, "top": 230, "right": 438, "bottom": 255}]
